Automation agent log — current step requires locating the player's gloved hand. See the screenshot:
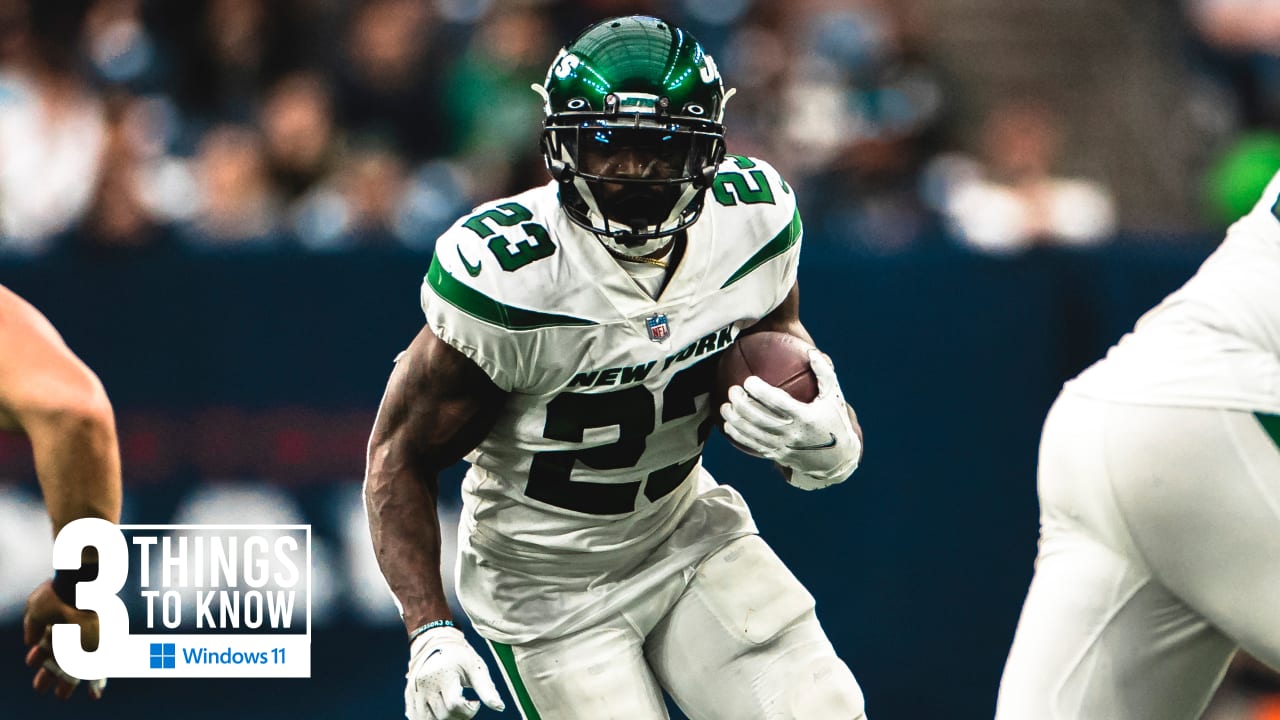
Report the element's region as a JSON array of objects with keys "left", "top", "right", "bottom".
[
  {"left": 405, "top": 626, "right": 505, "bottom": 720},
  {"left": 721, "top": 349, "right": 862, "bottom": 490},
  {"left": 23, "top": 580, "right": 108, "bottom": 700}
]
